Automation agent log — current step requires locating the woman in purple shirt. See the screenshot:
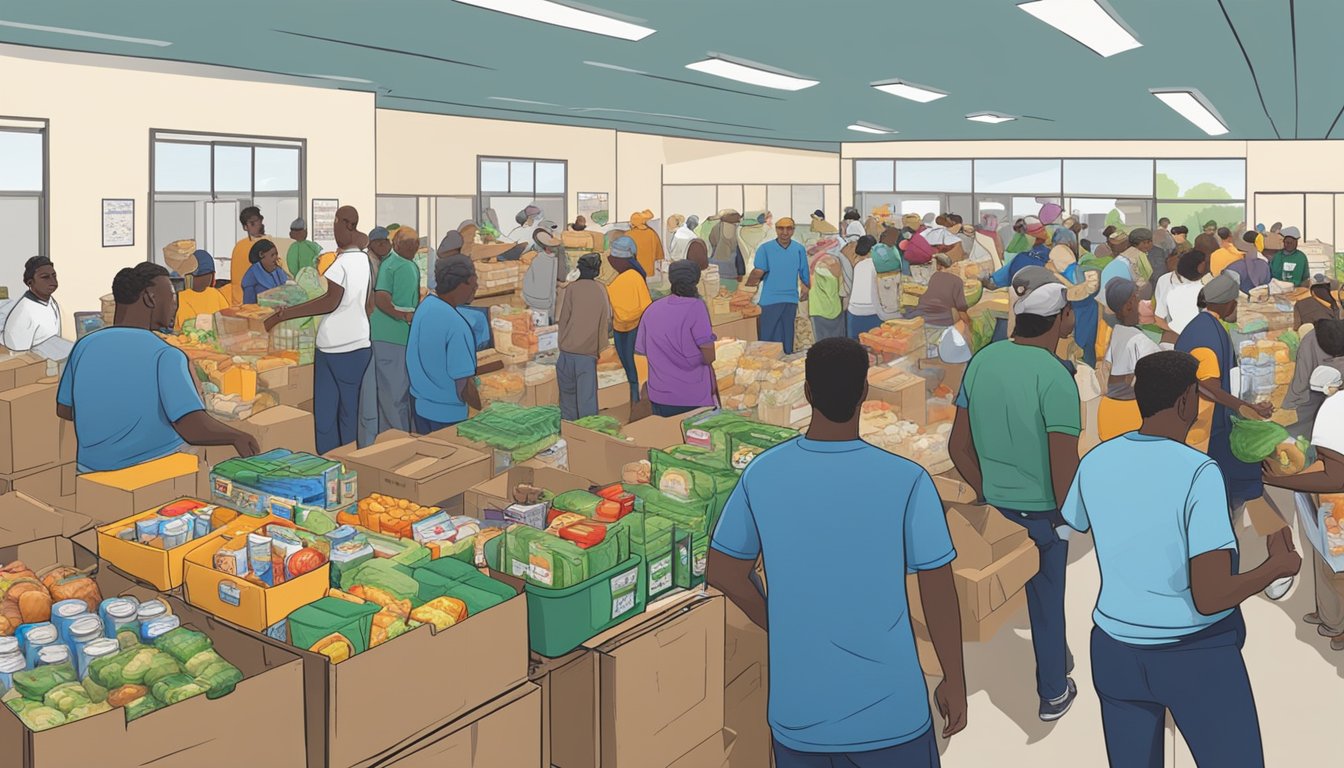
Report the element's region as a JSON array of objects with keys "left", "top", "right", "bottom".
[{"left": 636, "top": 260, "right": 718, "bottom": 417}]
